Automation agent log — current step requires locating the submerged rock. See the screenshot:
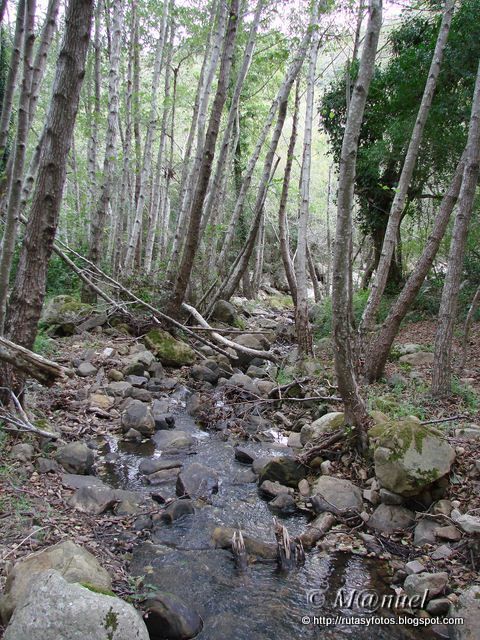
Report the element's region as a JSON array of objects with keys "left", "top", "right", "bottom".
[{"left": 176, "top": 463, "right": 219, "bottom": 499}]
